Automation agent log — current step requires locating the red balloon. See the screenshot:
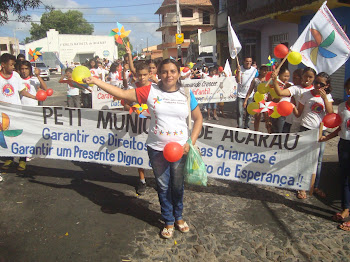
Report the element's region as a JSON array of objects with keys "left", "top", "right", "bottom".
[
  {"left": 36, "top": 90, "right": 47, "bottom": 101},
  {"left": 277, "top": 101, "right": 294, "bottom": 116},
  {"left": 322, "top": 113, "right": 342, "bottom": 128},
  {"left": 163, "top": 142, "right": 184, "bottom": 162},
  {"left": 182, "top": 67, "right": 190, "bottom": 73},
  {"left": 218, "top": 66, "right": 224, "bottom": 72},
  {"left": 274, "top": 44, "right": 289, "bottom": 59},
  {"left": 265, "top": 71, "right": 272, "bottom": 81},
  {"left": 46, "top": 88, "right": 53, "bottom": 96}
]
